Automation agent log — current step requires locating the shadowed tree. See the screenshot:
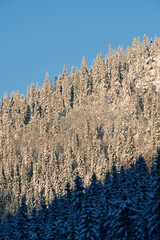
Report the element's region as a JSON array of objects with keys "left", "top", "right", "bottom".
[
  {"left": 15, "top": 194, "right": 29, "bottom": 240},
  {"left": 149, "top": 149, "right": 160, "bottom": 240}
]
